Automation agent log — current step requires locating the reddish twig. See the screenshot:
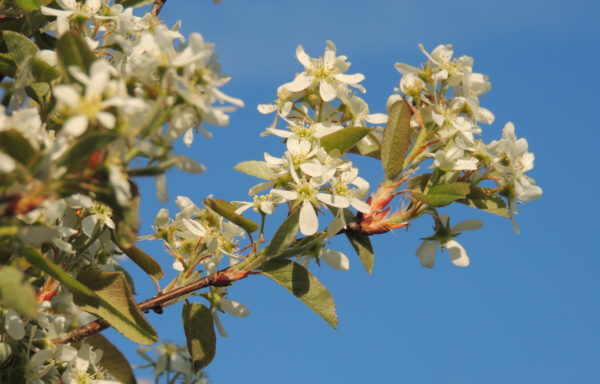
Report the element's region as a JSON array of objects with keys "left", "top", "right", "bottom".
[{"left": 150, "top": 0, "right": 167, "bottom": 17}]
